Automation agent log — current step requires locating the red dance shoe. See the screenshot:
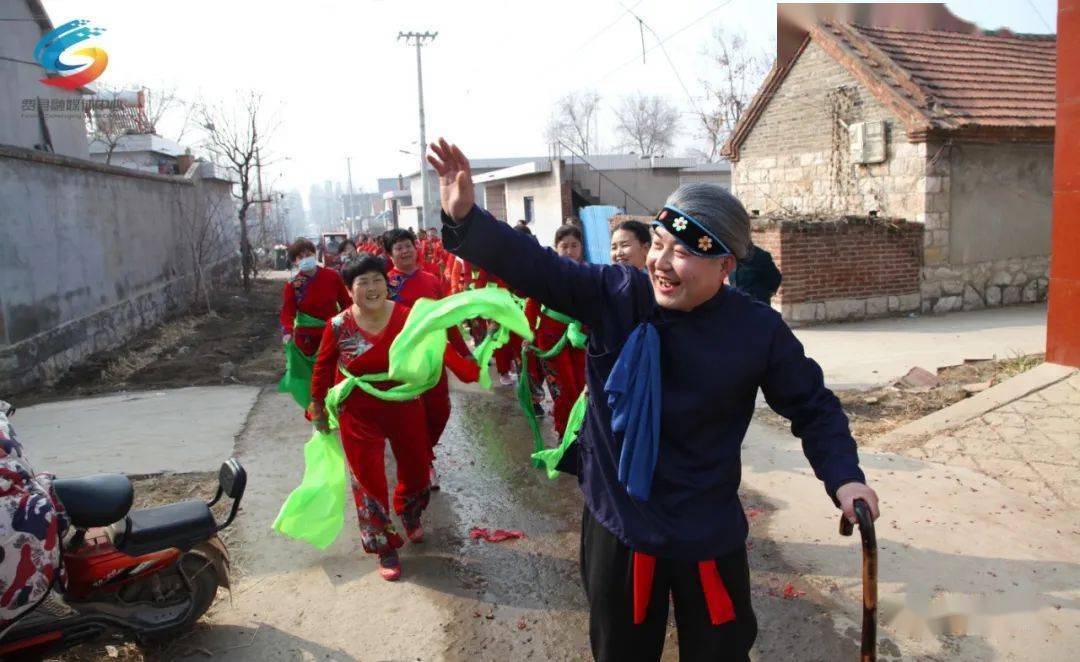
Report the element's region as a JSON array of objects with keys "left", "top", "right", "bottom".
[
  {"left": 378, "top": 550, "right": 401, "bottom": 581},
  {"left": 407, "top": 524, "right": 425, "bottom": 544}
]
